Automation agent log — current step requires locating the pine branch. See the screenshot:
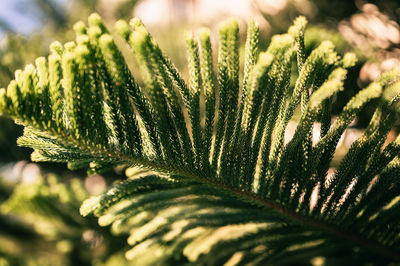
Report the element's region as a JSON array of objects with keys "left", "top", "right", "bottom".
[{"left": 1, "top": 13, "right": 400, "bottom": 264}]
